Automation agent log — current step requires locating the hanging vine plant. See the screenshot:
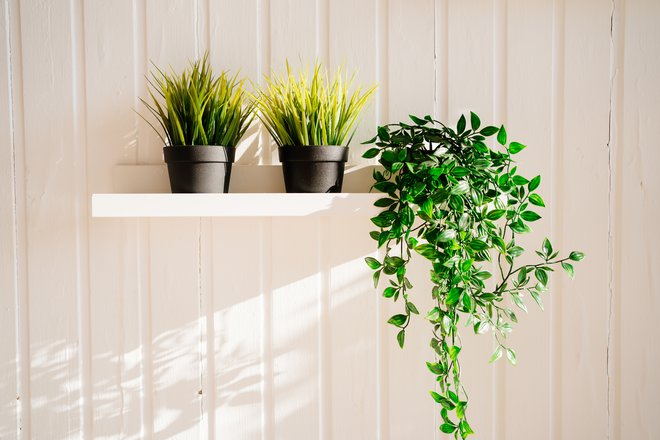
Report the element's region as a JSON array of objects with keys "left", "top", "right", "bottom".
[{"left": 362, "top": 113, "right": 584, "bottom": 438}]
